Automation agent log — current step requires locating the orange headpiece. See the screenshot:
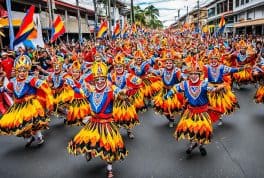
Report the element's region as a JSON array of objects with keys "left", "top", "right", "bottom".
[
  {"left": 134, "top": 50, "right": 145, "bottom": 60},
  {"left": 71, "top": 61, "right": 81, "bottom": 72},
  {"left": 208, "top": 48, "right": 221, "bottom": 60},
  {"left": 186, "top": 57, "right": 202, "bottom": 74},
  {"left": 239, "top": 40, "right": 247, "bottom": 49}
]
